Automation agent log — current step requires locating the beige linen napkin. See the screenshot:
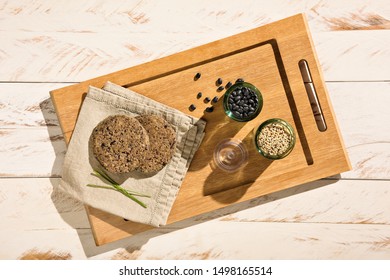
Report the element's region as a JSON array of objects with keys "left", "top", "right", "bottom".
[{"left": 59, "top": 81, "right": 206, "bottom": 227}]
